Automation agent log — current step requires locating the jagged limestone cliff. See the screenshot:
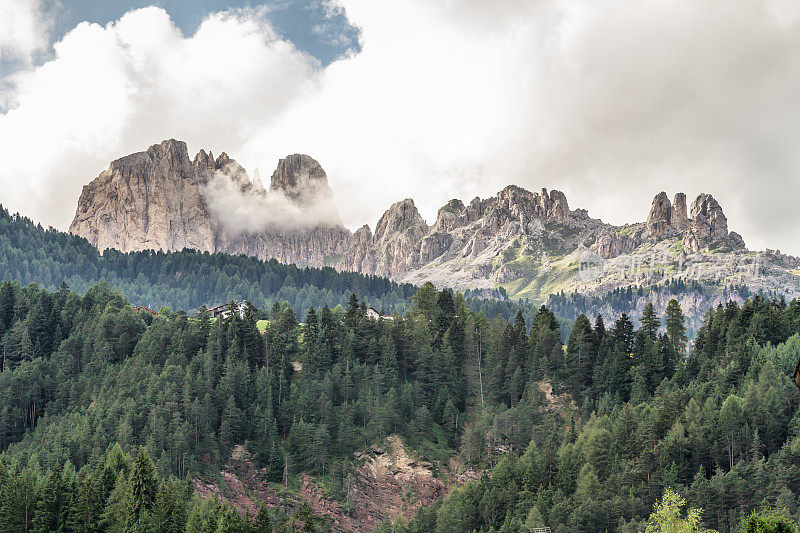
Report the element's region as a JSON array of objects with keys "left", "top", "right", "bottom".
[
  {"left": 70, "top": 140, "right": 800, "bottom": 311},
  {"left": 69, "top": 140, "right": 350, "bottom": 267}
]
